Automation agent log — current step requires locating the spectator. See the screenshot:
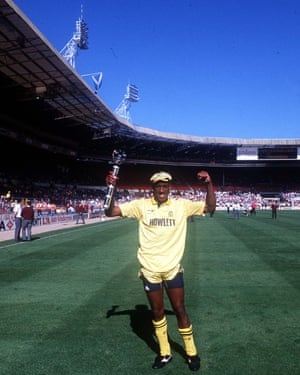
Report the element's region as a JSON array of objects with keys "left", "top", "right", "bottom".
[
  {"left": 22, "top": 200, "right": 34, "bottom": 241},
  {"left": 75, "top": 202, "right": 86, "bottom": 224},
  {"left": 250, "top": 201, "right": 257, "bottom": 215},
  {"left": 0, "top": 220, "right": 6, "bottom": 231},
  {"left": 13, "top": 198, "right": 23, "bottom": 241},
  {"left": 232, "top": 201, "right": 240, "bottom": 219},
  {"left": 271, "top": 201, "right": 278, "bottom": 219},
  {"left": 21, "top": 200, "right": 35, "bottom": 241}
]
